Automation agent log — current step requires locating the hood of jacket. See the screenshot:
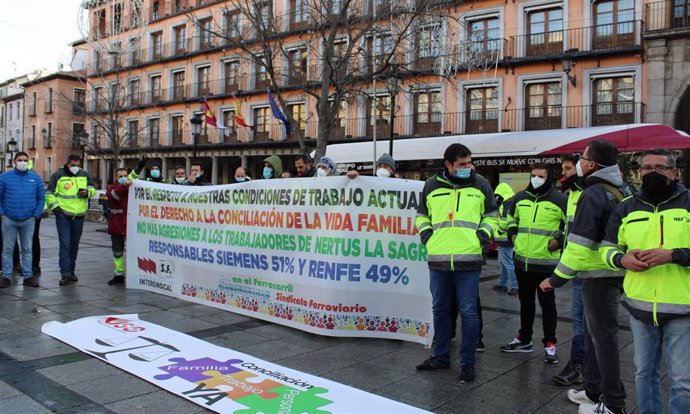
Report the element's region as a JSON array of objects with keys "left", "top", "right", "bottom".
[
  {"left": 494, "top": 182, "right": 514, "bottom": 201},
  {"left": 263, "top": 155, "right": 283, "bottom": 178},
  {"left": 586, "top": 164, "right": 623, "bottom": 188}
]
